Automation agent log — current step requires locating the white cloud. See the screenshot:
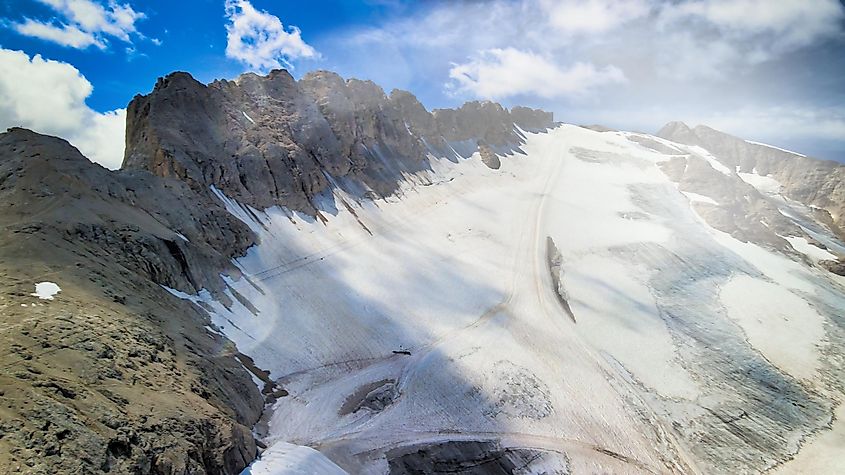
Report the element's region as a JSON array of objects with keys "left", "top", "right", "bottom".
[
  {"left": 338, "top": 0, "right": 844, "bottom": 90},
  {"left": 224, "top": 0, "right": 318, "bottom": 71},
  {"left": 14, "top": 19, "right": 102, "bottom": 48},
  {"left": 666, "top": 0, "right": 843, "bottom": 47},
  {"left": 0, "top": 48, "right": 125, "bottom": 169},
  {"left": 449, "top": 48, "right": 626, "bottom": 99},
  {"left": 541, "top": 0, "right": 650, "bottom": 36},
  {"left": 653, "top": 31, "right": 739, "bottom": 80},
  {"left": 12, "top": 0, "right": 145, "bottom": 49},
  {"left": 657, "top": 0, "right": 845, "bottom": 67},
  {"left": 323, "top": 0, "right": 844, "bottom": 154},
  {"left": 75, "top": 108, "right": 126, "bottom": 168}
]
